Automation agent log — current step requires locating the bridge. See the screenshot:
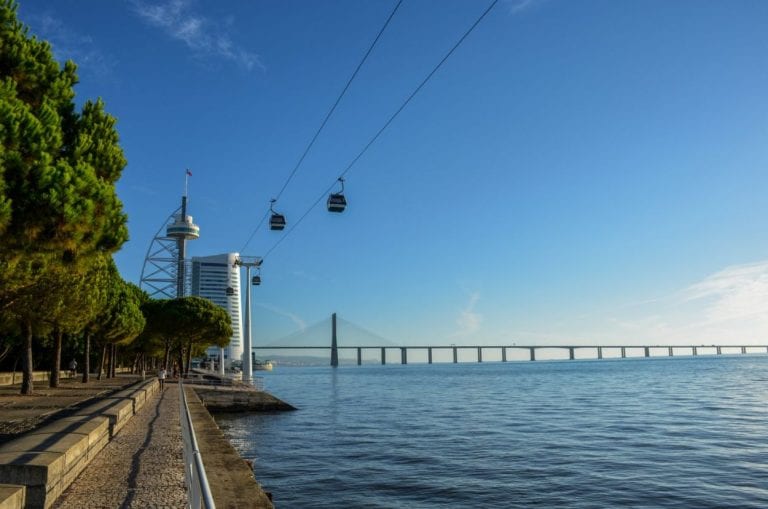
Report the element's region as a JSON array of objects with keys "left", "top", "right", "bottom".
[{"left": 253, "top": 314, "right": 768, "bottom": 366}]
